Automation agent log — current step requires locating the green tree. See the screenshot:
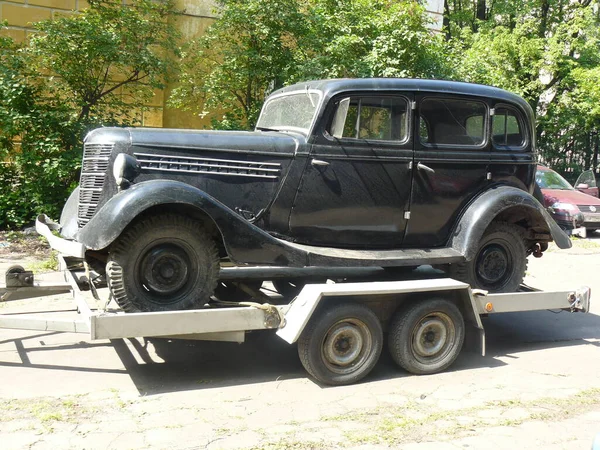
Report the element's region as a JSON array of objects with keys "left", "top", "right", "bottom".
[
  {"left": 171, "top": 0, "right": 448, "bottom": 129},
  {"left": 297, "top": 0, "right": 448, "bottom": 81},
  {"left": 446, "top": 0, "right": 600, "bottom": 173},
  {"left": 28, "top": 0, "right": 180, "bottom": 123},
  {"left": 170, "top": 0, "right": 308, "bottom": 129},
  {"left": 0, "top": 0, "right": 180, "bottom": 229}
]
